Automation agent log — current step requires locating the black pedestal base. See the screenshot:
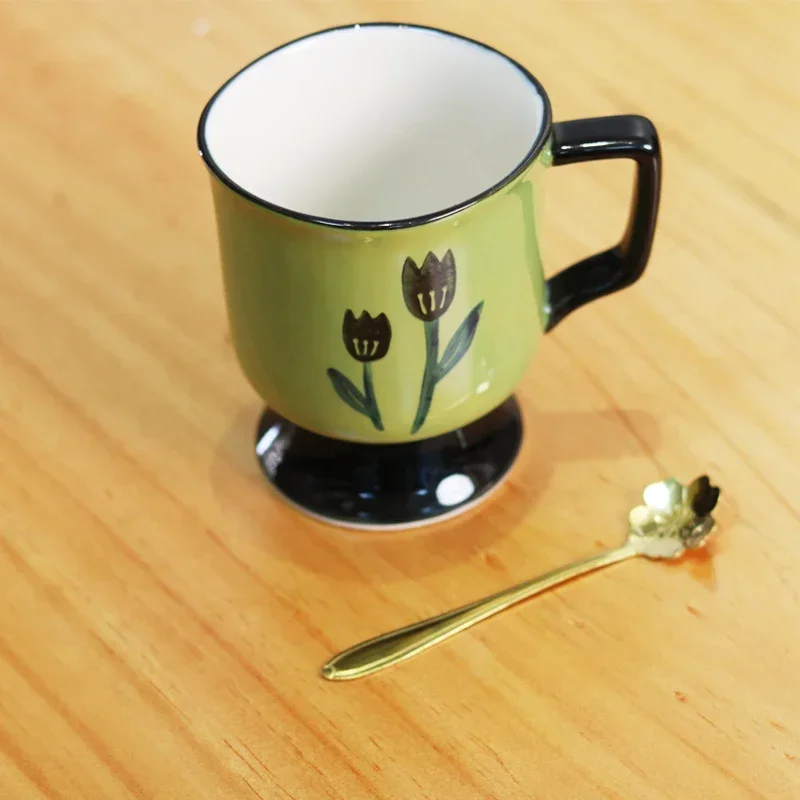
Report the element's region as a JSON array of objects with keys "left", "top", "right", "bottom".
[{"left": 255, "top": 397, "right": 523, "bottom": 529}]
